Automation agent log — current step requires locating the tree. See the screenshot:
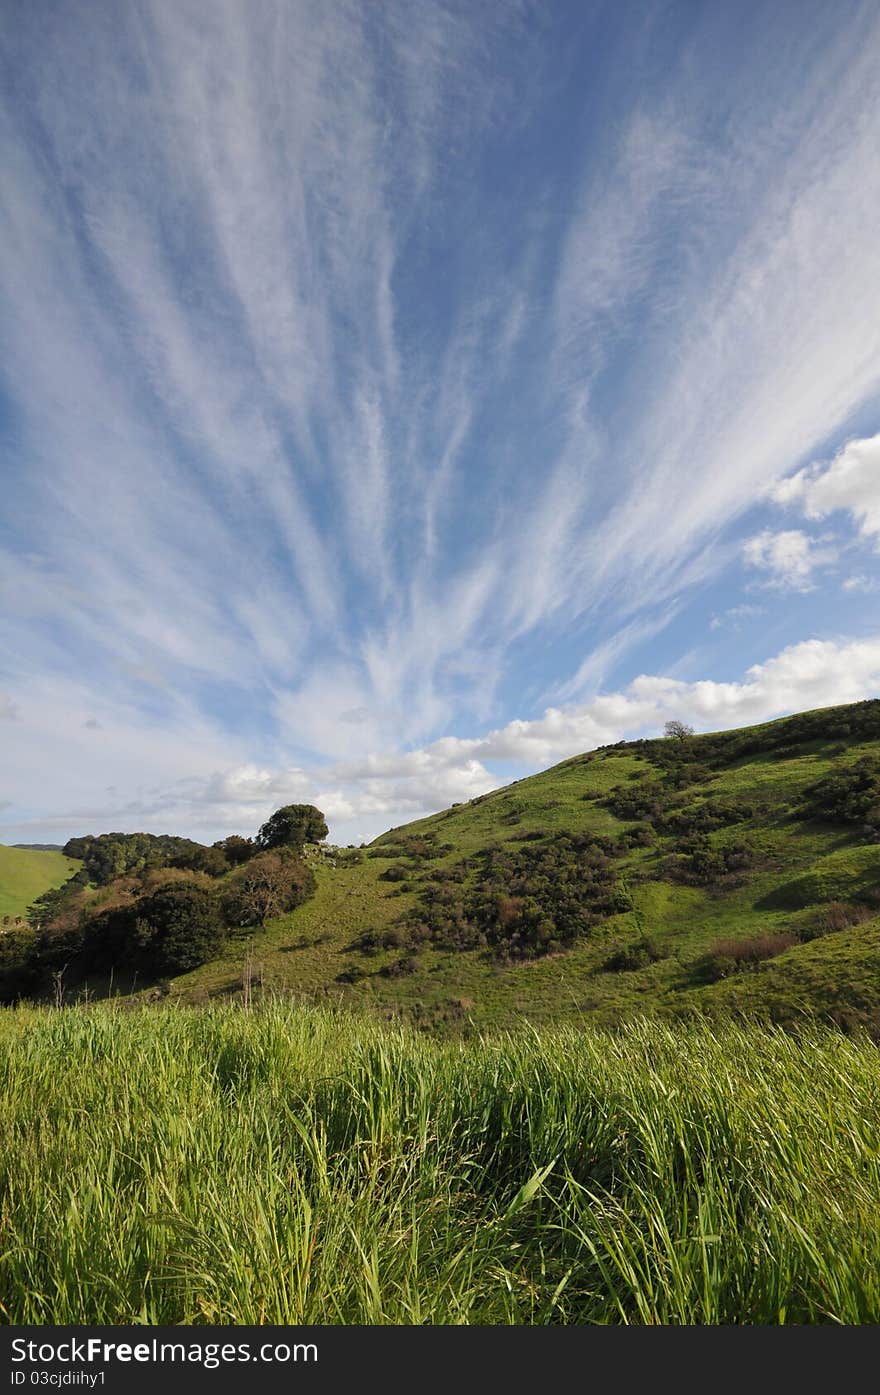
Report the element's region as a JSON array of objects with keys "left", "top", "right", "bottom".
[
  {"left": 664, "top": 720, "right": 695, "bottom": 741},
  {"left": 212, "top": 834, "right": 255, "bottom": 866},
  {"left": 221, "top": 851, "right": 316, "bottom": 927},
  {"left": 255, "top": 804, "right": 328, "bottom": 853},
  {"left": 170, "top": 844, "right": 229, "bottom": 877},
  {"left": 133, "top": 884, "right": 226, "bottom": 974}
]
